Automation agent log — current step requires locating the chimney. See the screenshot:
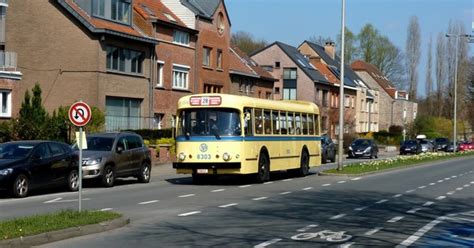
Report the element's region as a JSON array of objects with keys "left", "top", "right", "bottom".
[{"left": 324, "top": 41, "right": 336, "bottom": 60}]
